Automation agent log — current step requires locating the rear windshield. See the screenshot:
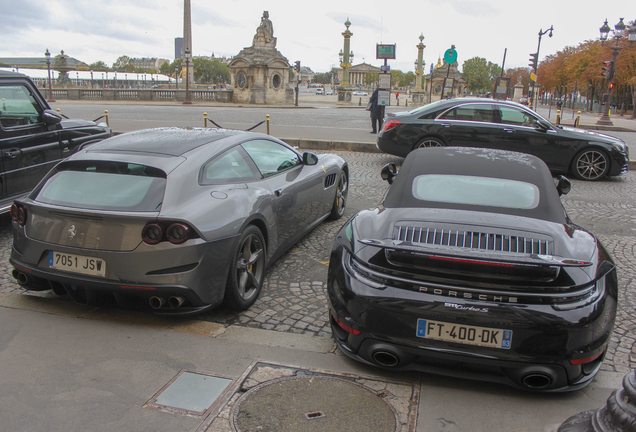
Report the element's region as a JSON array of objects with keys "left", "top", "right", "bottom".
[
  {"left": 33, "top": 161, "right": 166, "bottom": 212},
  {"left": 412, "top": 174, "right": 540, "bottom": 209}
]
